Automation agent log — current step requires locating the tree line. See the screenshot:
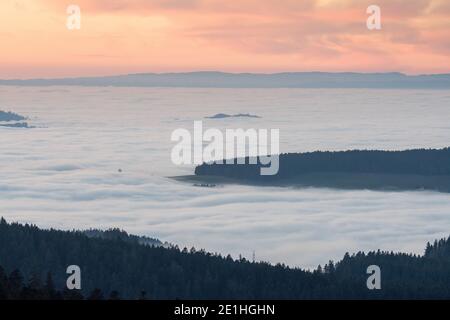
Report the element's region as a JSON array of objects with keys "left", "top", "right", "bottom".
[
  {"left": 195, "top": 148, "right": 450, "bottom": 179},
  {"left": 1, "top": 218, "right": 449, "bottom": 299}
]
